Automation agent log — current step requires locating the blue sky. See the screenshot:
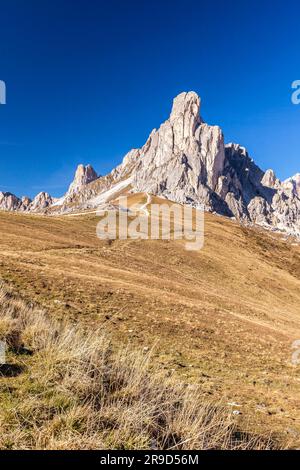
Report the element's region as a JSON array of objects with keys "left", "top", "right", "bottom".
[{"left": 0, "top": 0, "right": 299, "bottom": 198}]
